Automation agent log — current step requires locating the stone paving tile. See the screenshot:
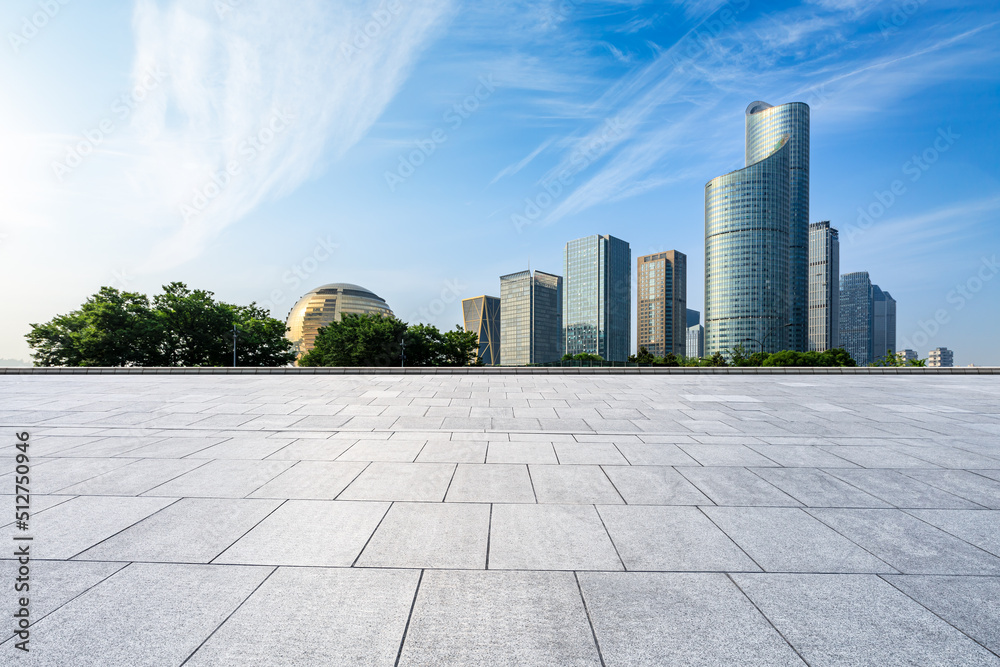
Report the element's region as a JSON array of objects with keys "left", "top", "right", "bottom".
[
  {"left": 883, "top": 575, "right": 1000, "bottom": 655},
  {"left": 601, "top": 465, "right": 712, "bottom": 505},
  {"left": 528, "top": 464, "right": 624, "bottom": 504},
  {"left": 445, "top": 464, "right": 536, "bottom": 503},
  {"left": 746, "top": 445, "right": 858, "bottom": 468},
  {"left": 893, "top": 445, "right": 1000, "bottom": 469},
  {"left": 906, "top": 509, "right": 1000, "bottom": 557},
  {"left": 734, "top": 574, "right": 1000, "bottom": 666},
  {"left": 338, "top": 462, "right": 456, "bottom": 502},
  {"left": 900, "top": 470, "right": 1000, "bottom": 509},
  {"left": 56, "top": 436, "right": 168, "bottom": 458},
  {"left": 703, "top": 507, "right": 895, "bottom": 573},
  {"left": 142, "top": 459, "right": 294, "bottom": 498},
  {"left": 29, "top": 457, "right": 137, "bottom": 494},
  {"left": 215, "top": 500, "right": 389, "bottom": 567},
  {"left": 55, "top": 458, "right": 207, "bottom": 496},
  {"left": 485, "top": 441, "right": 558, "bottom": 464},
  {"left": 75, "top": 498, "right": 281, "bottom": 563},
  {"left": 819, "top": 445, "right": 937, "bottom": 469},
  {"left": 337, "top": 439, "right": 426, "bottom": 462},
  {"left": 8, "top": 563, "right": 272, "bottom": 667},
  {"left": 399, "top": 570, "right": 601, "bottom": 666},
  {"left": 579, "top": 572, "right": 804, "bottom": 666},
  {"left": 415, "top": 440, "right": 487, "bottom": 463},
  {"left": 247, "top": 460, "right": 367, "bottom": 499},
  {"left": 679, "top": 444, "right": 779, "bottom": 467},
  {"left": 488, "top": 504, "right": 623, "bottom": 570},
  {"left": 824, "top": 468, "right": 983, "bottom": 509},
  {"left": 598, "top": 506, "right": 758, "bottom": 572},
  {"left": 356, "top": 502, "right": 490, "bottom": 569},
  {"left": 184, "top": 436, "right": 295, "bottom": 459},
  {"left": 615, "top": 442, "right": 700, "bottom": 465},
  {"left": 553, "top": 442, "right": 629, "bottom": 465},
  {"left": 677, "top": 467, "right": 801, "bottom": 506},
  {"left": 122, "top": 436, "right": 230, "bottom": 459},
  {"left": 809, "top": 508, "right": 1000, "bottom": 575},
  {"left": 751, "top": 468, "right": 891, "bottom": 507},
  {"left": 264, "top": 438, "right": 356, "bottom": 460},
  {"left": 187, "top": 567, "right": 418, "bottom": 666}
]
